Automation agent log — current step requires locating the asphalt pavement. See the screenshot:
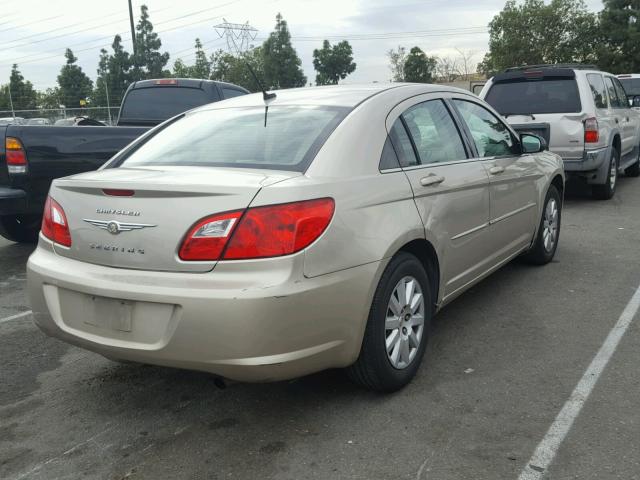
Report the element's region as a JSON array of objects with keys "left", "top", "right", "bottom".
[{"left": 1, "top": 177, "right": 639, "bottom": 480}]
